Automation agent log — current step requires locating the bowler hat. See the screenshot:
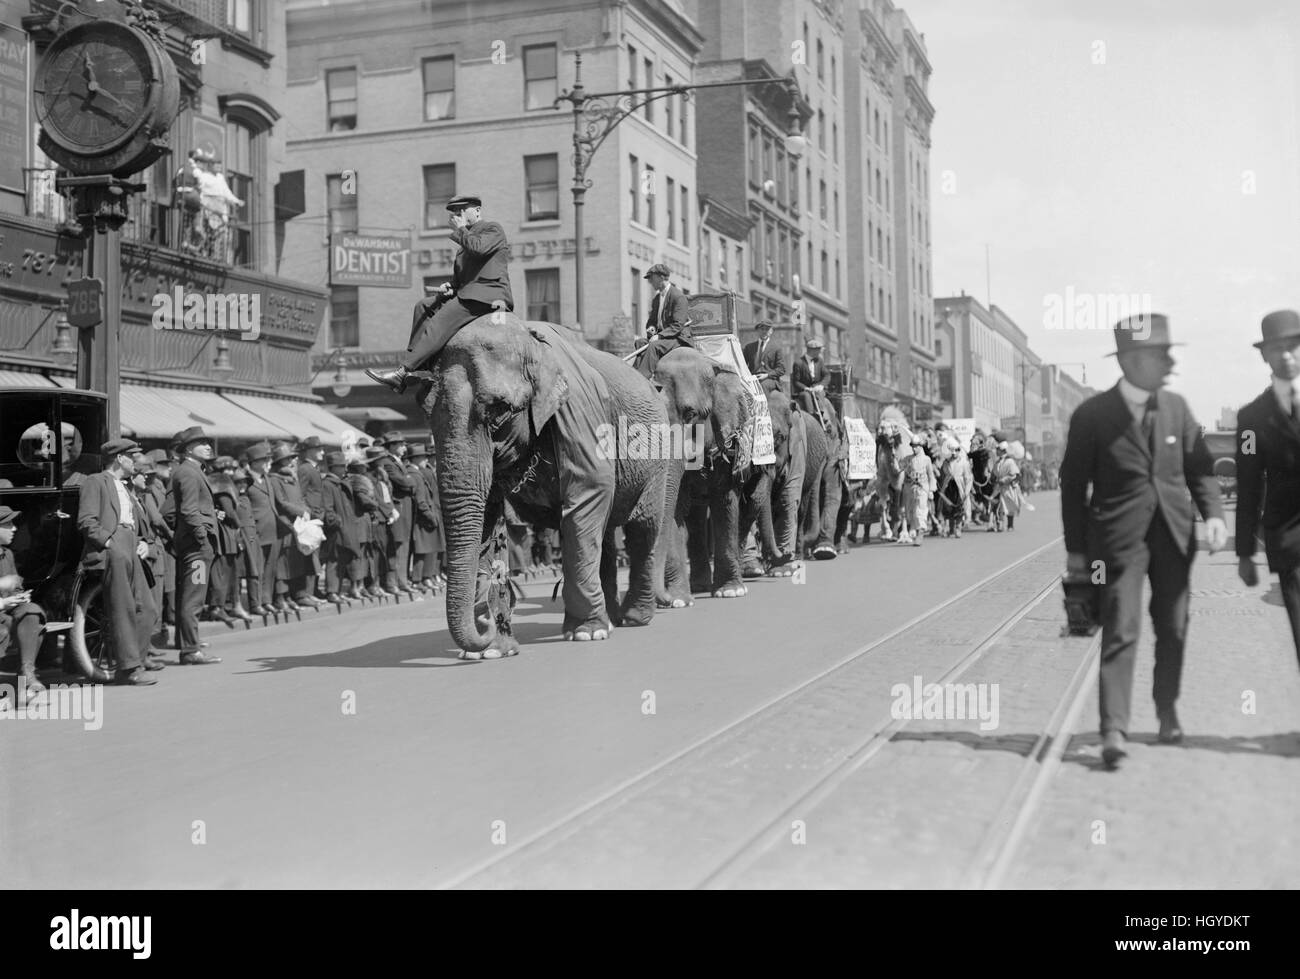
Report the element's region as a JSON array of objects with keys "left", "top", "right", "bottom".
[
  {"left": 1255, "top": 310, "right": 1300, "bottom": 349},
  {"left": 325, "top": 450, "right": 346, "bottom": 468},
  {"left": 102, "top": 437, "right": 141, "bottom": 458},
  {"left": 643, "top": 263, "right": 671, "bottom": 279},
  {"left": 381, "top": 431, "right": 407, "bottom": 446},
  {"left": 174, "top": 426, "right": 213, "bottom": 449},
  {"left": 145, "top": 448, "right": 171, "bottom": 465},
  {"left": 245, "top": 441, "right": 272, "bottom": 462},
  {"left": 0, "top": 504, "right": 21, "bottom": 527},
  {"left": 446, "top": 194, "right": 482, "bottom": 211},
  {"left": 364, "top": 445, "right": 390, "bottom": 463},
  {"left": 270, "top": 443, "right": 298, "bottom": 465},
  {"left": 1105, "top": 313, "right": 1183, "bottom": 357},
  {"left": 297, "top": 436, "right": 323, "bottom": 450}
]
